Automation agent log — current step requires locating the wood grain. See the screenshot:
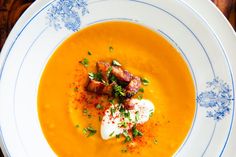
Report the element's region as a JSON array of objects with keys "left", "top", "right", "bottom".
[
  {"left": 212, "top": 0, "right": 236, "bottom": 29},
  {"left": 0, "top": 0, "right": 35, "bottom": 50}
]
